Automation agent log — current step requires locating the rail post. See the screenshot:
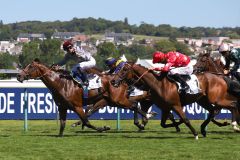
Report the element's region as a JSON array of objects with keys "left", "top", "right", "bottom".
[
  {"left": 117, "top": 108, "right": 121, "bottom": 131},
  {"left": 23, "top": 88, "right": 28, "bottom": 132}
]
